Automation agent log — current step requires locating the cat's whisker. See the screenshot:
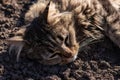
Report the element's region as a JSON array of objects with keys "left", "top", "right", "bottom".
[
  {"left": 16, "top": 44, "right": 24, "bottom": 62},
  {"left": 9, "top": 45, "right": 15, "bottom": 54}
]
